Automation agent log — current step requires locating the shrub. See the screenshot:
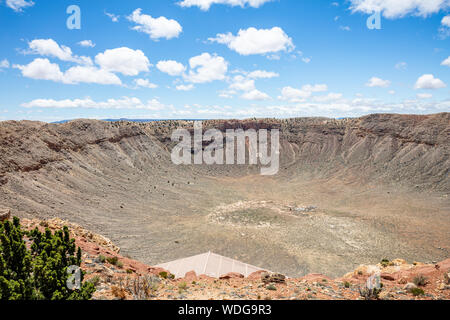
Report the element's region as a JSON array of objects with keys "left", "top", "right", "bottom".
[
  {"left": 159, "top": 271, "right": 168, "bottom": 279},
  {"left": 344, "top": 281, "right": 351, "bottom": 288},
  {"left": 98, "top": 255, "right": 106, "bottom": 263},
  {"left": 178, "top": 282, "right": 187, "bottom": 290},
  {"left": 380, "top": 259, "right": 390, "bottom": 268},
  {"left": 410, "top": 288, "right": 425, "bottom": 296},
  {"left": 0, "top": 217, "right": 95, "bottom": 300},
  {"left": 111, "top": 285, "right": 127, "bottom": 300},
  {"left": 89, "top": 276, "right": 101, "bottom": 286},
  {"left": 266, "top": 284, "right": 277, "bottom": 291},
  {"left": 106, "top": 256, "right": 119, "bottom": 266},
  {"left": 413, "top": 274, "right": 427, "bottom": 287}
]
